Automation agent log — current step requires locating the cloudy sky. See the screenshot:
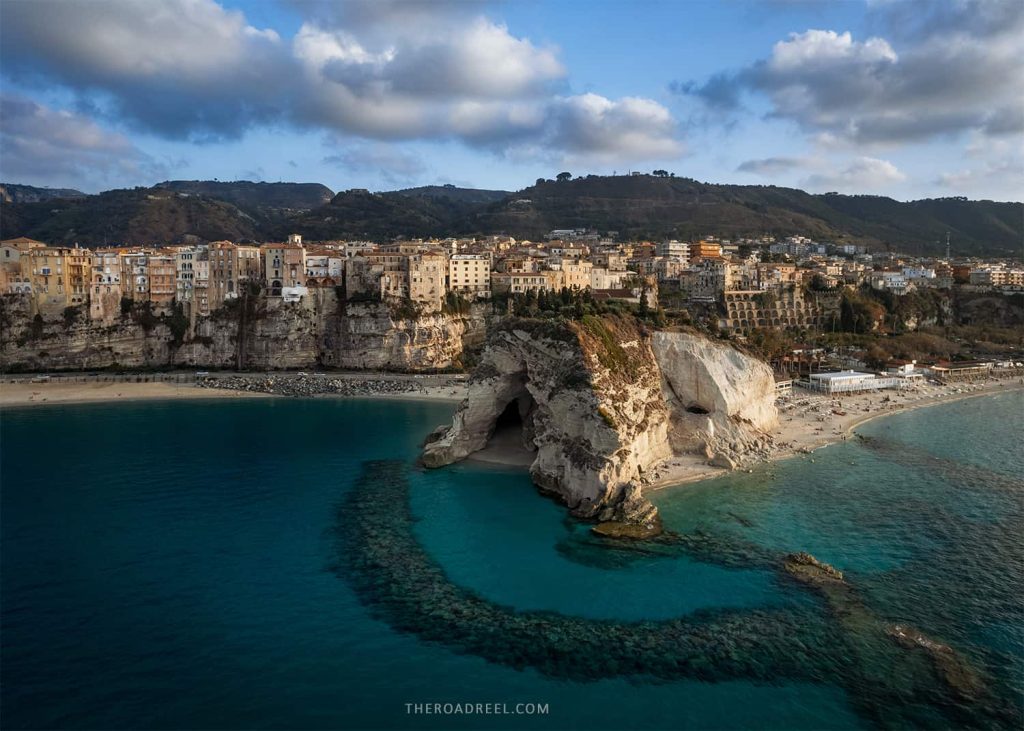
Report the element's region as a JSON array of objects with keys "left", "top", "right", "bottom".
[{"left": 1, "top": 0, "right": 1020, "bottom": 200}]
